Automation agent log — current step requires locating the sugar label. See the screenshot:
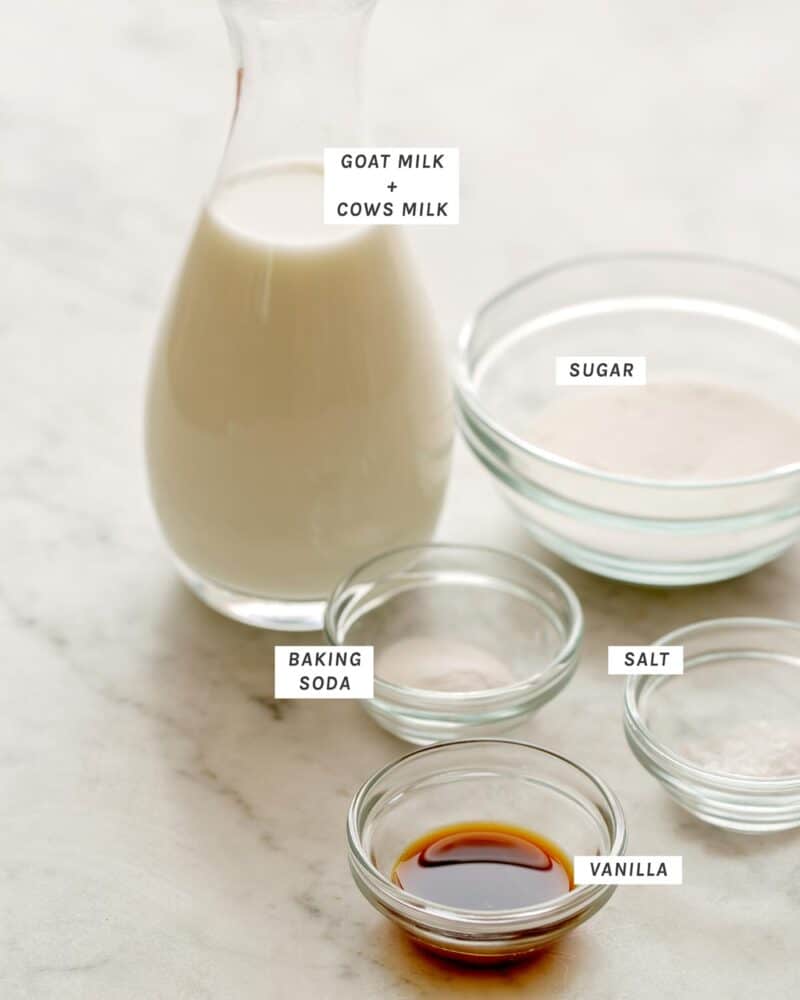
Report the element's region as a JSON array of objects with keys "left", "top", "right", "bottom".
[{"left": 555, "top": 356, "right": 647, "bottom": 386}]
